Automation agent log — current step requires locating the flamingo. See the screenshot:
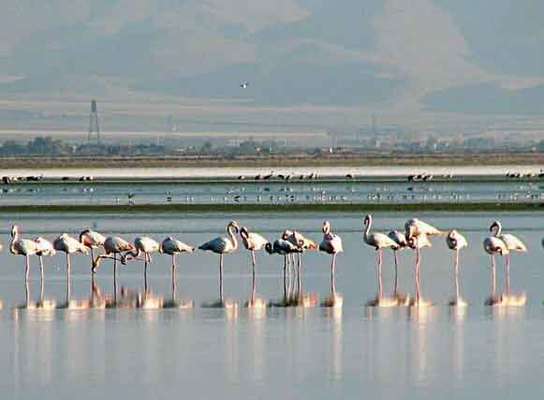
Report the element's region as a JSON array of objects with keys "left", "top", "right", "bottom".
[
  {"left": 92, "top": 236, "right": 135, "bottom": 276},
  {"left": 483, "top": 235, "right": 509, "bottom": 304},
  {"left": 407, "top": 233, "right": 432, "bottom": 305},
  {"left": 79, "top": 229, "right": 106, "bottom": 266},
  {"left": 319, "top": 221, "right": 343, "bottom": 294},
  {"left": 122, "top": 236, "right": 160, "bottom": 289},
  {"left": 53, "top": 233, "right": 88, "bottom": 277},
  {"left": 199, "top": 221, "right": 240, "bottom": 303},
  {"left": 387, "top": 230, "right": 408, "bottom": 297},
  {"left": 405, "top": 218, "right": 443, "bottom": 239},
  {"left": 363, "top": 215, "right": 398, "bottom": 301},
  {"left": 239, "top": 226, "right": 269, "bottom": 280},
  {"left": 265, "top": 238, "right": 302, "bottom": 298},
  {"left": 160, "top": 236, "right": 194, "bottom": 270},
  {"left": 282, "top": 229, "right": 317, "bottom": 286},
  {"left": 33, "top": 236, "right": 56, "bottom": 283},
  {"left": 489, "top": 221, "right": 527, "bottom": 294},
  {"left": 9, "top": 225, "right": 39, "bottom": 282},
  {"left": 446, "top": 230, "right": 468, "bottom": 306}
]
